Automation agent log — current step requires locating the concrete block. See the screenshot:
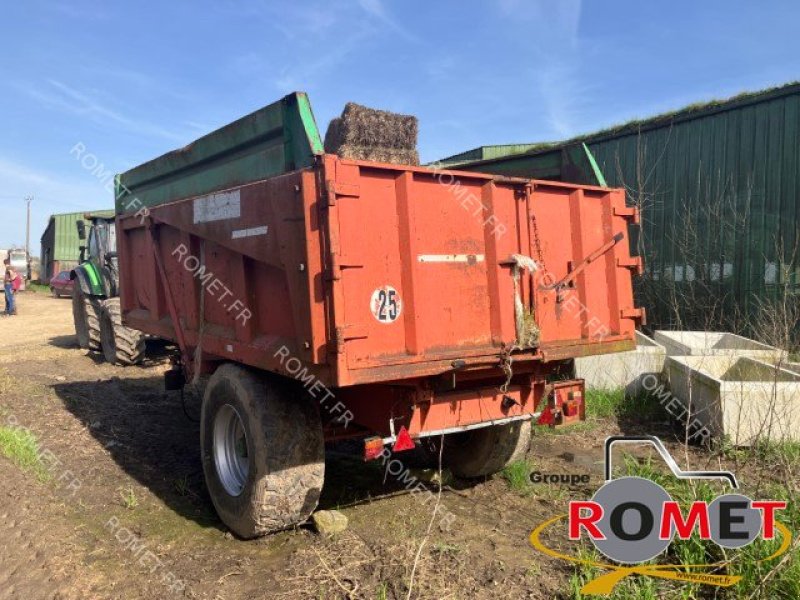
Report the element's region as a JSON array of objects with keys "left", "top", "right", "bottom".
[
  {"left": 665, "top": 355, "right": 800, "bottom": 445},
  {"left": 654, "top": 331, "right": 785, "bottom": 362},
  {"left": 576, "top": 331, "right": 666, "bottom": 396}
]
